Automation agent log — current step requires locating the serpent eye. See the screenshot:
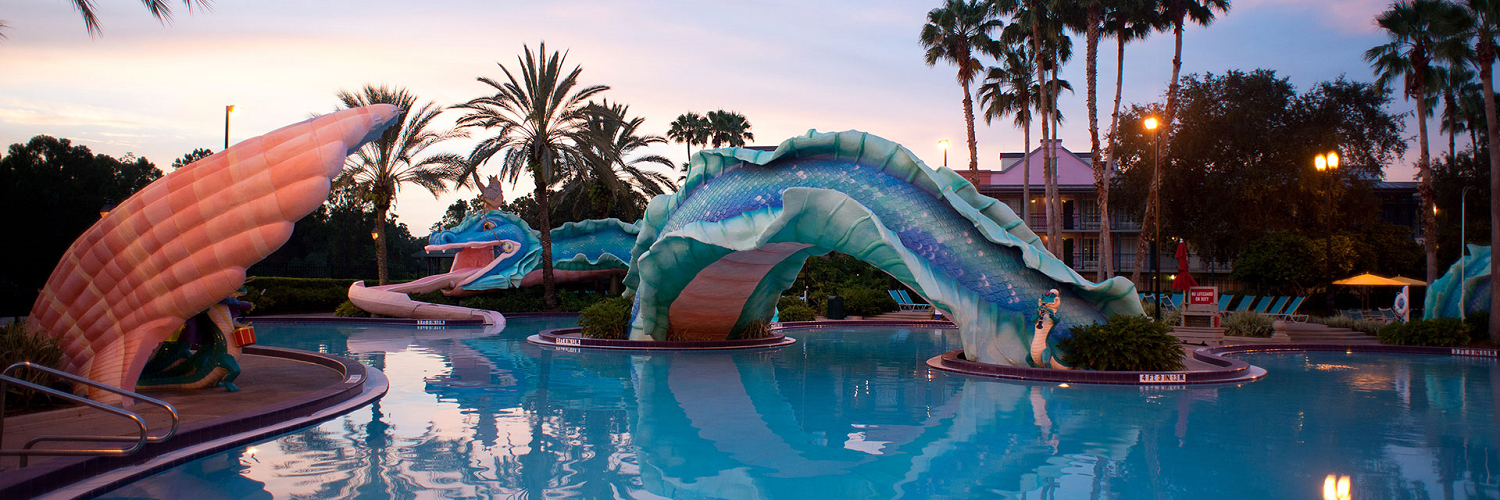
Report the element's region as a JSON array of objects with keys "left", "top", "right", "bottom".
[{"left": 482, "top": 220, "right": 496, "bottom": 231}]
